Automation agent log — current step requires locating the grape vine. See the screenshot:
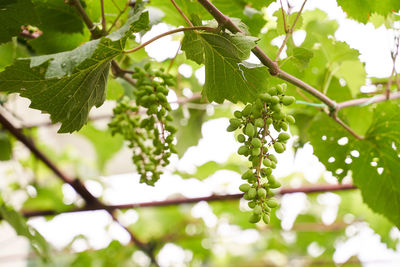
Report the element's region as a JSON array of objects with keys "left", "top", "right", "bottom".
[
  {"left": 227, "top": 84, "right": 295, "bottom": 223},
  {"left": 109, "top": 64, "right": 177, "bottom": 185}
]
